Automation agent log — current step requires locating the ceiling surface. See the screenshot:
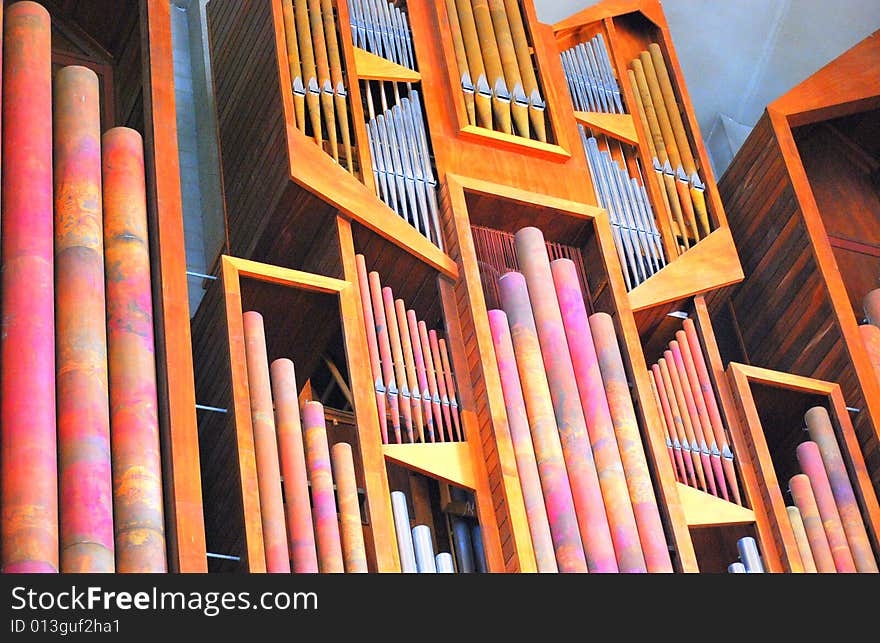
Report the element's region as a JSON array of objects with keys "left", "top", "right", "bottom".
[{"left": 535, "top": 0, "right": 880, "bottom": 175}]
